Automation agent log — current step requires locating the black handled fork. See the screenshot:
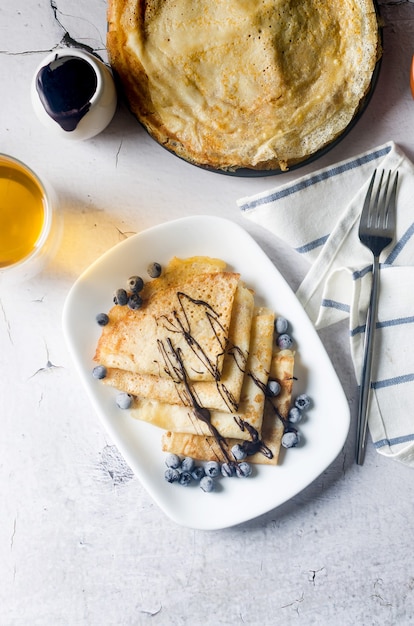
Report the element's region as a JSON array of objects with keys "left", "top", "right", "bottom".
[{"left": 356, "top": 169, "right": 399, "bottom": 465}]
